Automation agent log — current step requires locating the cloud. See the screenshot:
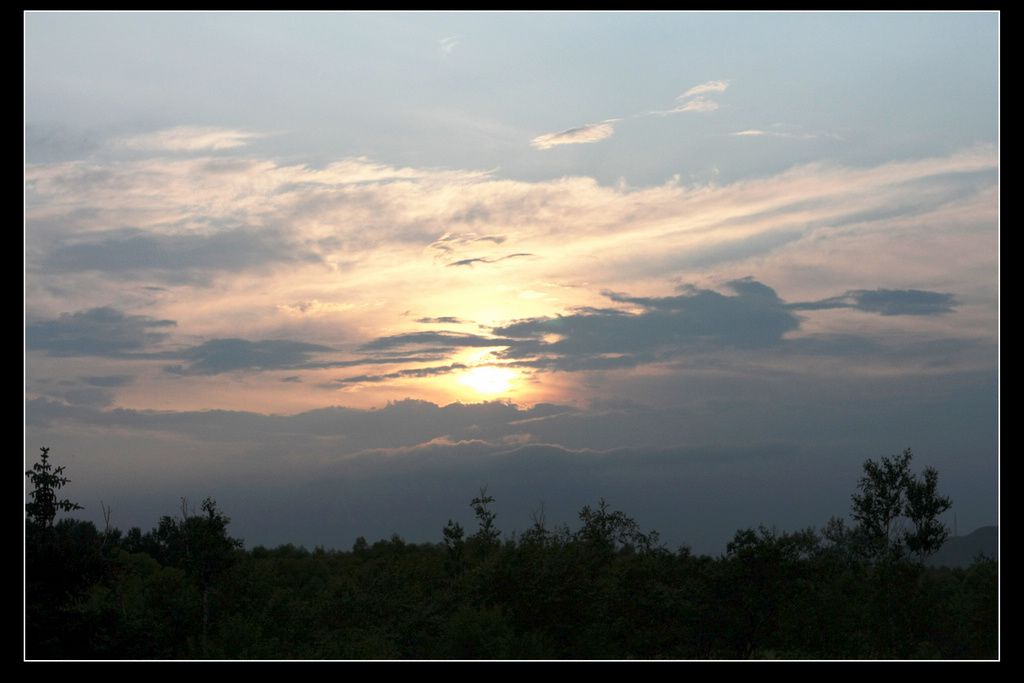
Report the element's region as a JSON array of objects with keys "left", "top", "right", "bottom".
[
  {"left": 731, "top": 126, "right": 842, "bottom": 140},
  {"left": 43, "top": 386, "right": 118, "bottom": 408},
  {"left": 529, "top": 80, "right": 727, "bottom": 150},
  {"left": 447, "top": 252, "right": 535, "bottom": 267},
  {"left": 43, "top": 227, "right": 321, "bottom": 283},
  {"left": 429, "top": 232, "right": 507, "bottom": 255},
  {"left": 416, "top": 317, "right": 470, "bottom": 325},
  {"left": 26, "top": 307, "right": 176, "bottom": 357},
  {"left": 531, "top": 123, "right": 614, "bottom": 150},
  {"left": 439, "top": 36, "right": 459, "bottom": 53},
  {"left": 335, "top": 363, "right": 469, "bottom": 385},
  {"left": 81, "top": 375, "right": 135, "bottom": 387},
  {"left": 120, "top": 126, "right": 262, "bottom": 151},
  {"left": 359, "top": 331, "right": 516, "bottom": 352},
  {"left": 647, "top": 80, "right": 730, "bottom": 115},
  {"left": 278, "top": 300, "right": 357, "bottom": 317},
  {"left": 493, "top": 278, "right": 801, "bottom": 370},
  {"left": 664, "top": 96, "right": 719, "bottom": 113},
  {"left": 26, "top": 306, "right": 344, "bottom": 376},
  {"left": 341, "top": 278, "right": 966, "bottom": 379},
  {"left": 25, "top": 383, "right": 998, "bottom": 555},
  {"left": 25, "top": 142, "right": 996, "bottom": 415},
  {"left": 680, "top": 80, "right": 730, "bottom": 98},
  {"left": 25, "top": 123, "right": 102, "bottom": 163},
  {"left": 164, "top": 339, "right": 336, "bottom": 376},
  {"left": 790, "top": 289, "right": 958, "bottom": 316}
]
